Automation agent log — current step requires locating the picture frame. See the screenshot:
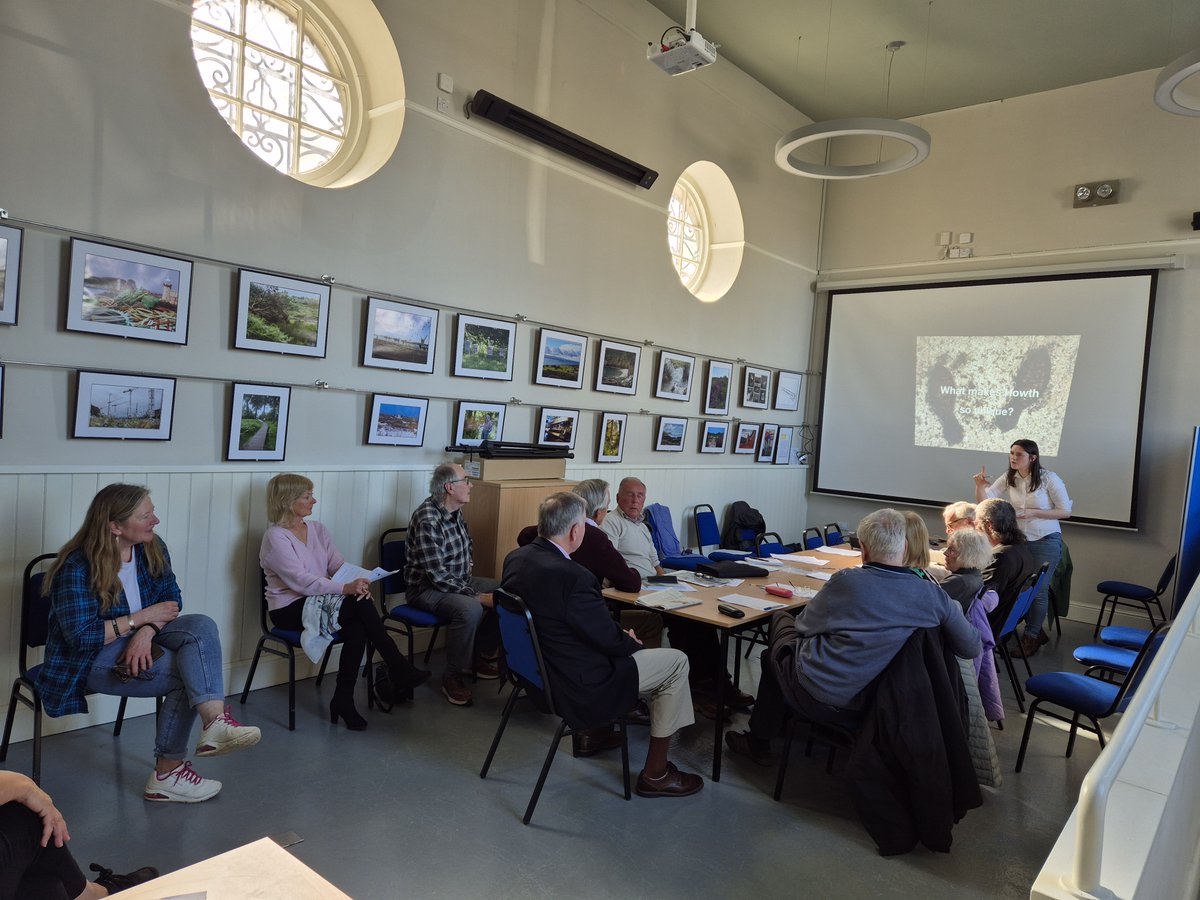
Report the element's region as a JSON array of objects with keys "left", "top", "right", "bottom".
[
  {"left": 703, "top": 360, "right": 733, "bottom": 416},
  {"left": 227, "top": 382, "right": 291, "bottom": 461},
  {"left": 596, "top": 411, "right": 628, "bottom": 463},
  {"left": 533, "top": 328, "right": 588, "bottom": 389},
  {"left": 452, "top": 313, "right": 516, "bottom": 380},
  {"left": 66, "top": 238, "right": 192, "bottom": 344},
  {"left": 742, "top": 365, "right": 771, "bottom": 409},
  {"left": 454, "top": 400, "right": 506, "bottom": 446},
  {"left": 757, "top": 423, "right": 780, "bottom": 463},
  {"left": 595, "top": 340, "right": 641, "bottom": 395},
  {"left": 774, "top": 426, "right": 795, "bottom": 465},
  {"left": 535, "top": 406, "right": 580, "bottom": 448},
  {"left": 774, "top": 370, "right": 803, "bottom": 411},
  {"left": 362, "top": 297, "right": 438, "bottom": 373},
  {"left": 699, "top": 419, "right": 728, "bottom": 453},
  {"left": 654, "top": 350, "right": 696, "bottom": 402},
  {"left": 73, "top": 370, "right": 176, "bottom": 441},
  {"left": 234, "top": 269, "right": 329, "bottom": 357},
  {"left": 733, "top": 422, "right": 760, "bottom": 455},
  {"left": 655, "top": 416, "right": 687, "bottom": 451},
  {"left": 366, "top": 393, "right": 429, "bottom": 447},
  {"left": 0, "top": 223, "right": 23, "bottom": 326}
]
